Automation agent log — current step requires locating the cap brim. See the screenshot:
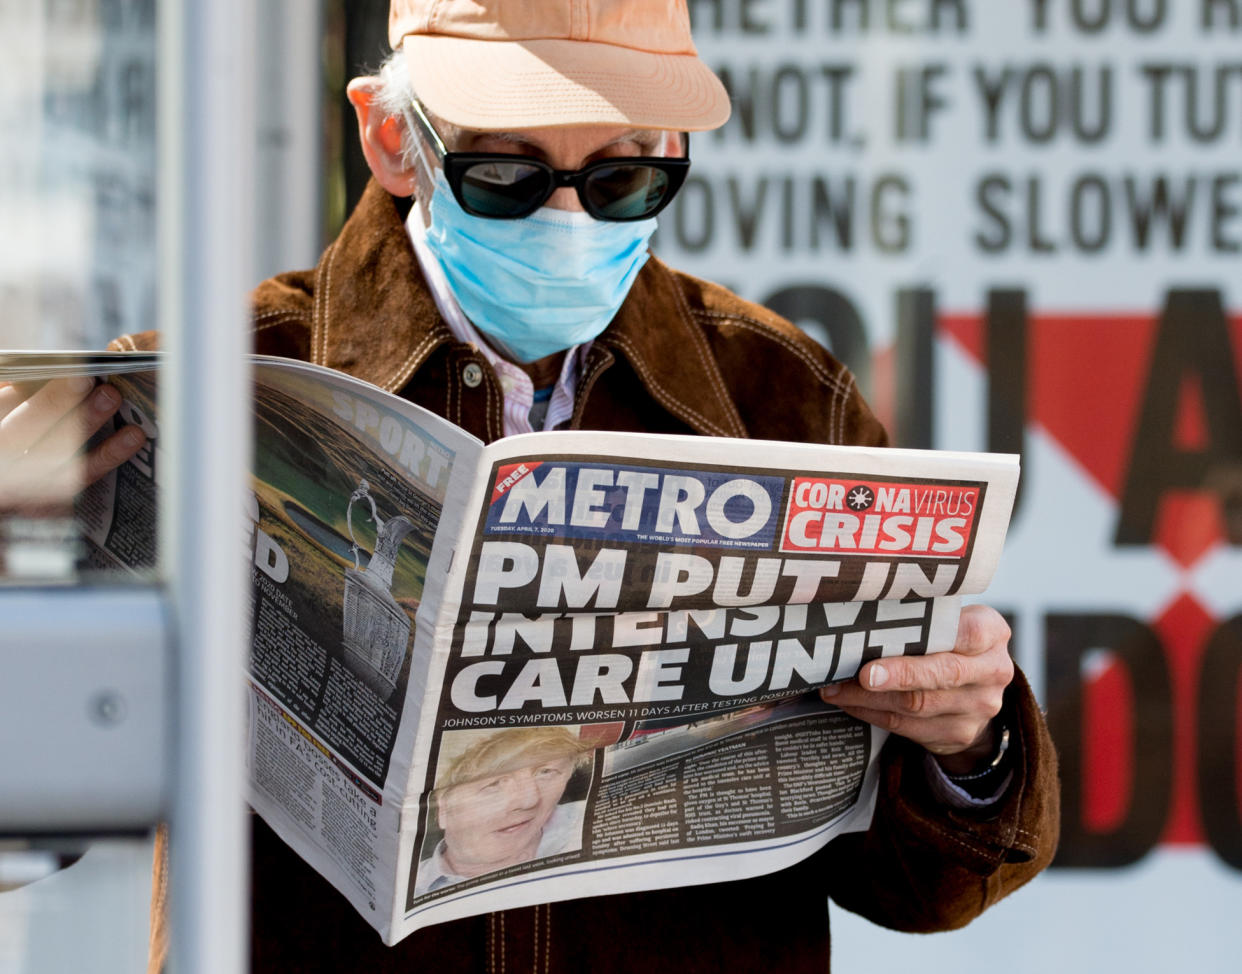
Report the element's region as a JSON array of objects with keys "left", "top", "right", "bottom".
[{"left": 402, "top": 35, "right": 730, "bottom": 132}]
